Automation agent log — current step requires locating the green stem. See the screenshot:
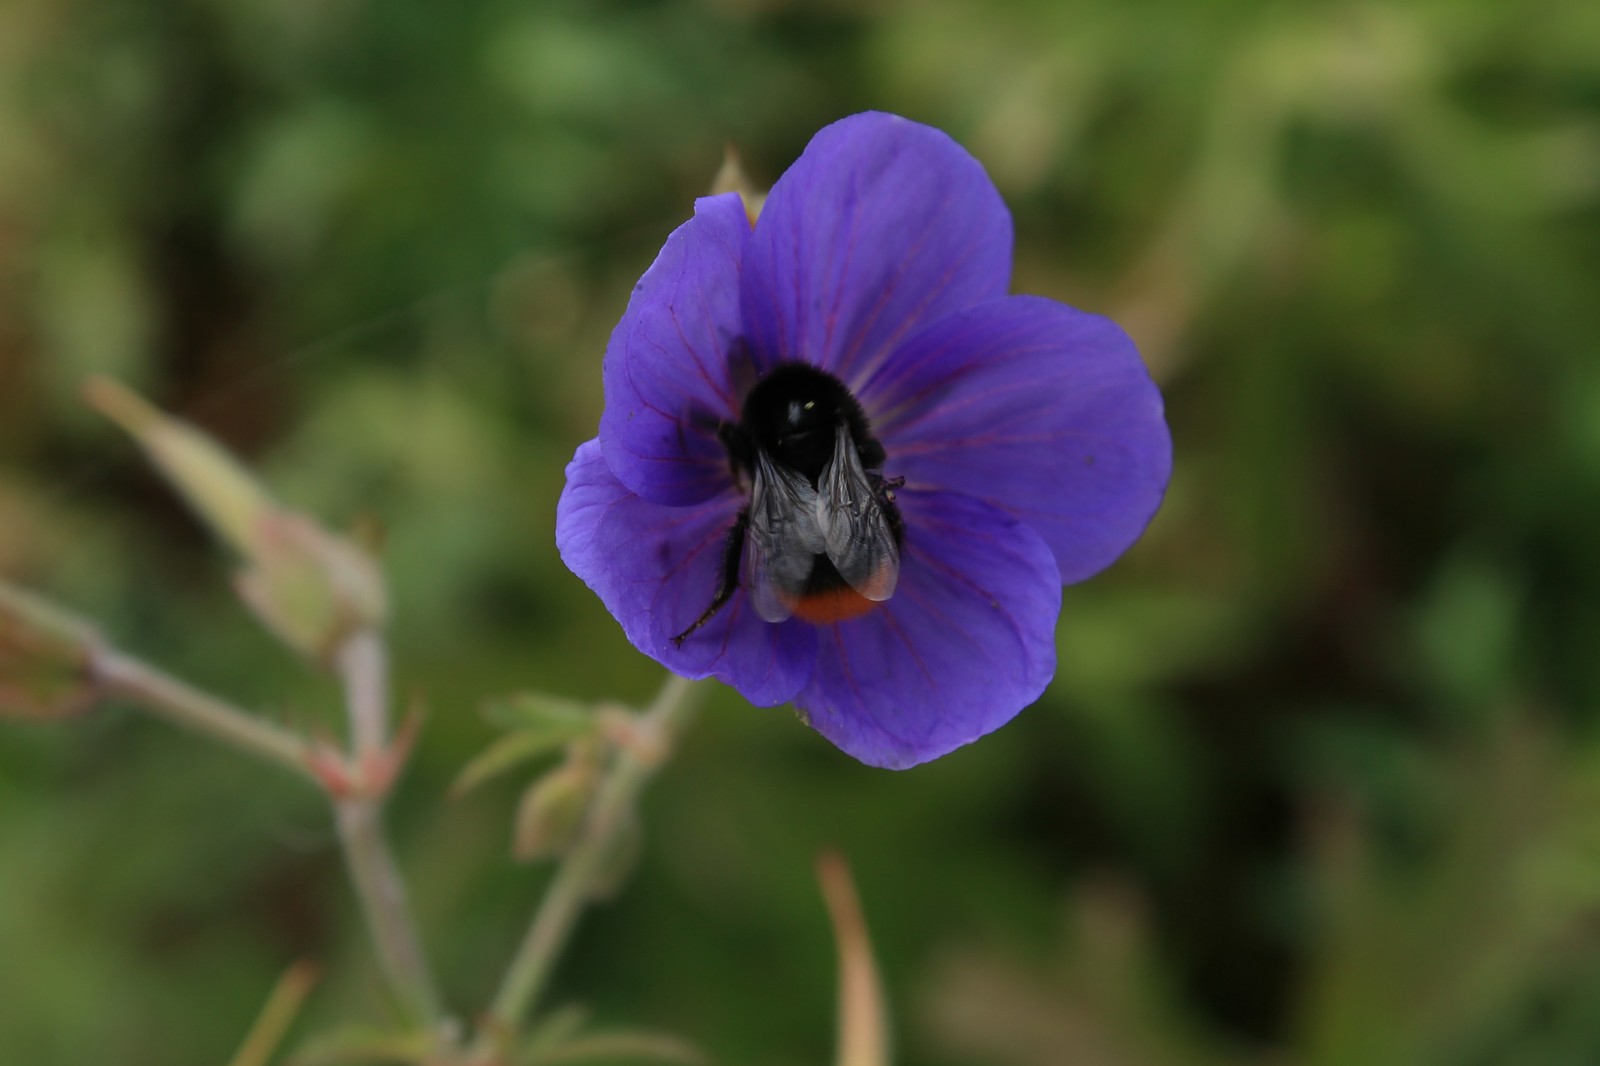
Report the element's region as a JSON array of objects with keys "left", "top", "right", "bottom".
[
  {"left": 333, "top": 795, "right": 445, "bottom": 1026},
  {"left": 332, "top": 631, "right": 445, "bottom": 1029},
  {"left": 92, "top": 647, "right": 313, "bottom": 779},
  {"left": 336, "top": 630, "right": 389, "bottom": 757},
  {"left": 31, "top": 586, "right": 444, "bottom": 1033},
  {"left": 481, "top": 673, "right": 705, "bottom": 1043}
]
